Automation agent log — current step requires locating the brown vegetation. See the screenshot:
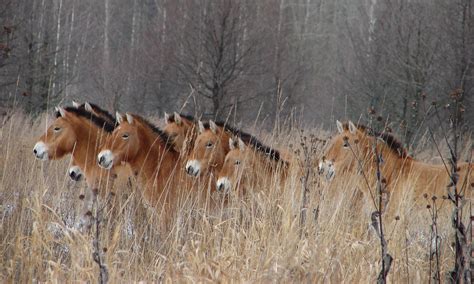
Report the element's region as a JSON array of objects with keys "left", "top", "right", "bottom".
[{"left": 1, "top": 111, "right": 472, "bottom": 282}]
